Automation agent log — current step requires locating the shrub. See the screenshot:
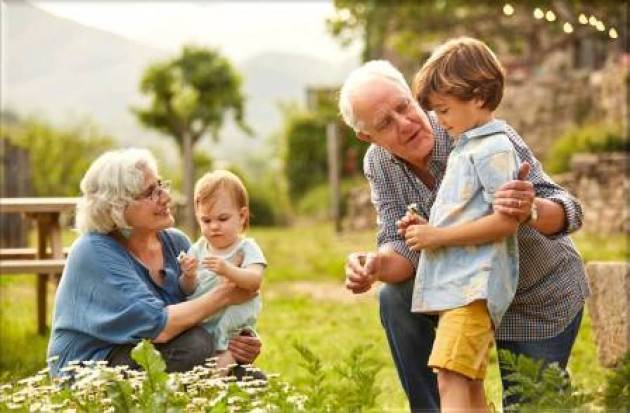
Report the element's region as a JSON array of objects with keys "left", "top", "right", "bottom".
[{"left": 545, "top": 122, "right": 628, "bottom": 174}]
